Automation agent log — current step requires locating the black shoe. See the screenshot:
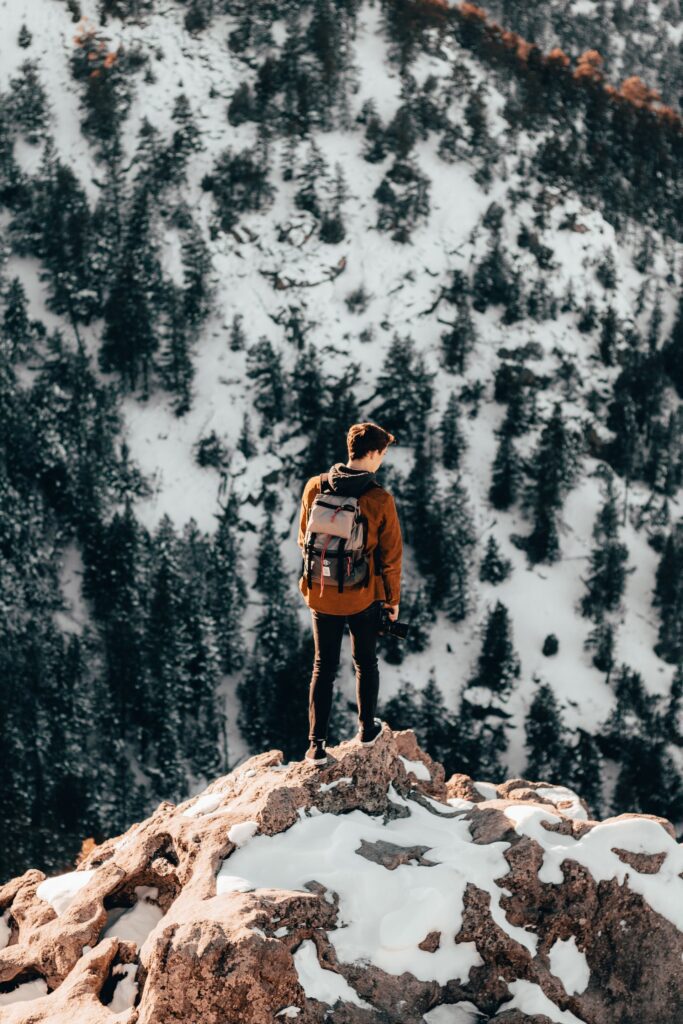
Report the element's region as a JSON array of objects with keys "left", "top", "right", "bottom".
[
  {"left": 359, "top": 717, "right": 383, "bottom": 746},
  {"left": 305, "top": 739, "right": 328, "bottom": 765}
]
